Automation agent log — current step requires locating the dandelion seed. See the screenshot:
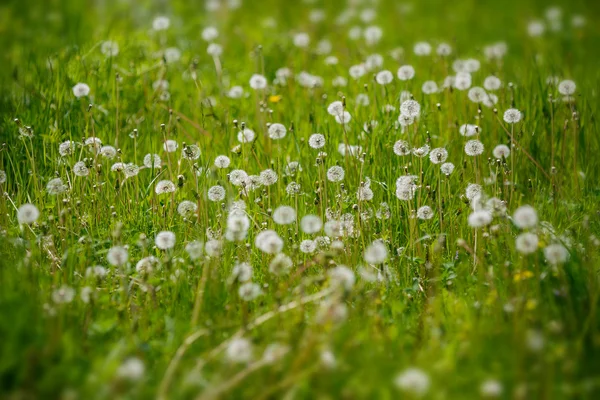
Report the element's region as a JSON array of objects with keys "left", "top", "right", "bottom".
[
  {"left": 459, "top": 124, "right": 479, "bottom": 137},
  {"left": 17, "top": 204, "right": 39, "bottom": 225},
  {"left": 412, "top": 145, "right": 430, "bottom": 158},
  {"left": 309, "top": 133, "right": 326, "bottom": 149},
  {"left": 259, "top": 169, "right": 278, "bottom": 186},
  {"left": 123, "top": 163, "right": 139, "bottom": 178},
  {"left": 454, "top": 72, "right": 472, "bottom": 90},
  {"left": 327, "top": 101, "right": 344, "bottom": 117},
  {"left": 255, "top": 230, "right": 284, "bottom": 254},
  {"left": 468, "top": 210, "right": 492, "bottom": 228},
  {"left": 177, "top": 200, "right": 197, "bottom": 218},
  {"left": 59, "top": 140, "right": 76, "bottom": 157},
  {"left": 73, "top": 161, "right": 90, "bottom": 177},
  {"left": 299, "top": 239, "right": 317, "bottom": 253},
  {"left": 441, "top": 162, "right": 455, "bottom": 175},
  {"left": 393, "top": 140, "right": 411, "bottom": 156},
  {"left": 72, "top": 83, "right": 90, "bottom": 98},
  {"left": 335, "top": 111, "right": 352, "bottom": 124},
  {"left": 421, "top": 80, "right": 438, "bottom": 94},
  {"left": 484, "top": 76, "right": 502, "bottom": 91},
  {"left": 558, "top": 80, "right": 576, "bottom": 96},
  {"left": 237, "top": 128, "right": 255, "bottom": 143}
]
